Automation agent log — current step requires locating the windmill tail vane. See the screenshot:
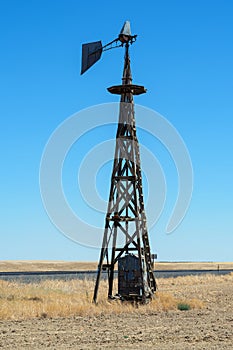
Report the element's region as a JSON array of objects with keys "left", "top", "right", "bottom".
[{"left": 81, "top": 21, "right": 157, "bottom": 304}]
